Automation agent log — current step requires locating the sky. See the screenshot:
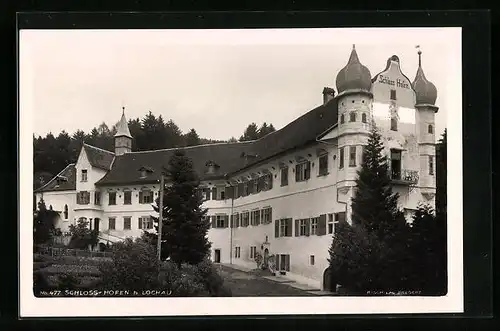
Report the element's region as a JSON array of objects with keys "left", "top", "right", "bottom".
[{"left": 21, "top": 28, "right": 461, "bottom": 142}]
